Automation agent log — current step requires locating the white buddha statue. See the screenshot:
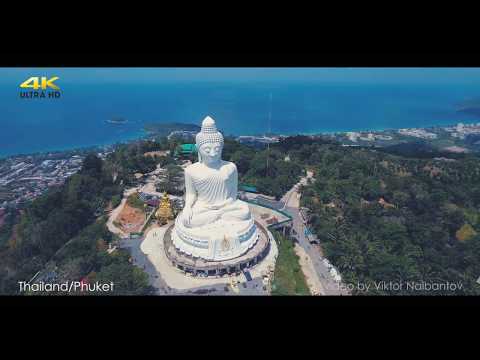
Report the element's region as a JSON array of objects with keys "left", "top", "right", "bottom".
[{"left": 172, "top": 116, "right": 258, "bottom": 261}]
